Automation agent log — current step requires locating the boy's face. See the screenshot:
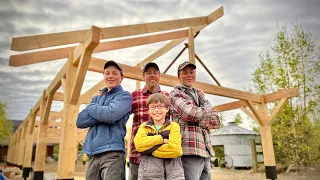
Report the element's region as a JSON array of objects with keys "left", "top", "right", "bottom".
[
  {"left": 103, "top": 65, "right": 123, "bottom": 89},
  {"left": 148, "top": 102, "right": 168, "bottom": 122}
]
